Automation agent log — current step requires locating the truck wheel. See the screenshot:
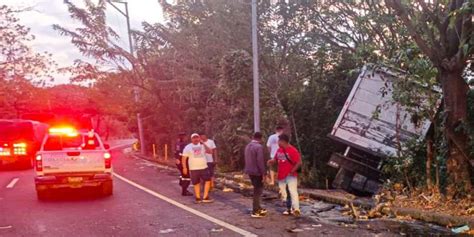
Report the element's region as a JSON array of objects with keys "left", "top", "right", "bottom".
[
  {"left": 37, "top": 190, "right": 50, "bottom": 200},
  {"left": 101, "top": 181, "right": 113, "bottom": 196}
]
